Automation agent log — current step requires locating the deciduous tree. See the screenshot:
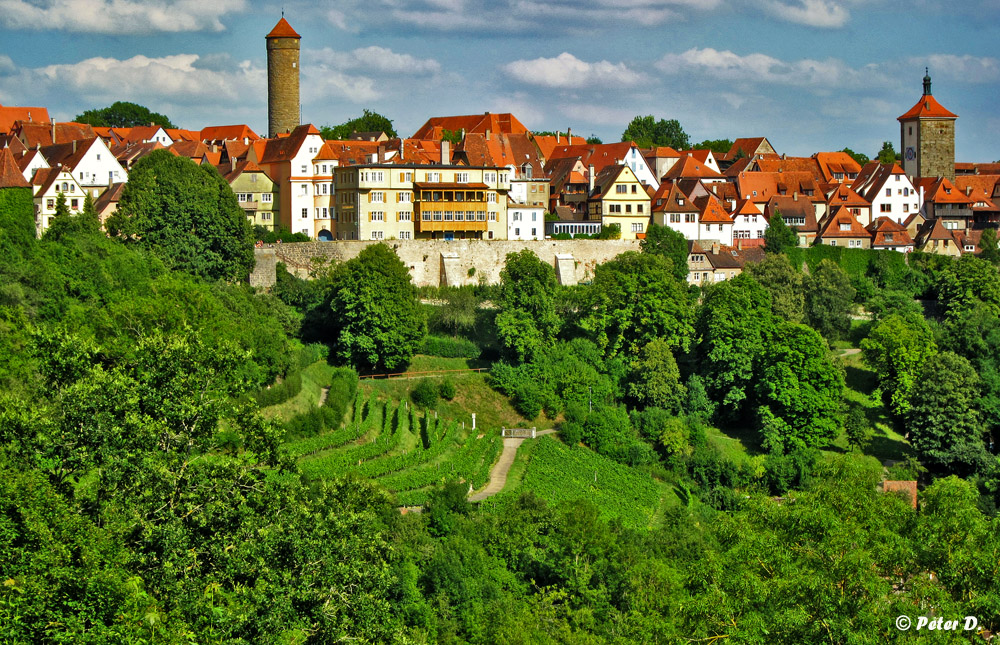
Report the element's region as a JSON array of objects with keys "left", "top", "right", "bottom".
[
  {"left": 745, "top": 253, "right": 805, "bottom": 323},
  {"left": 763, "top": 212, "right": 798, "bottom": 254},
  {"left": 495, "top": 250, "right": 561, "bottom": 362},
  {"left": 804, "top": 259, "right": 856, "bottom": 341},
  {"left": 861, "top": 312, "right": 936, "bottom": 416},
  {"left": 621, "top": 115, "right": 690, "bottom": 150},
  {"left": 325, "top": 243, "right": 425, "bottom": 372},
  {"left": 640, "top": 222, "right": 689, "bottom": 281},
  {"left": 321, "top": 109, "right": 397, "bottom": 140},
  {"left": 75, "top": 101, "right": 176, "bottom": 128}
]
